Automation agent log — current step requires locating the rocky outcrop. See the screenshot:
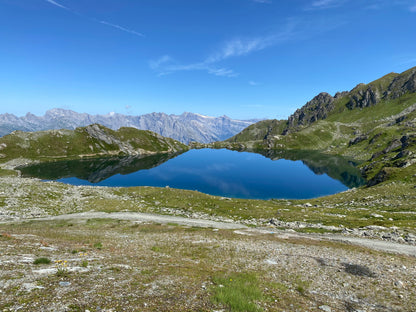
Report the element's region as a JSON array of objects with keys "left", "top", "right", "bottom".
[
  {"left": 348, "top": 67, "right": 416, "bottom": 110},
  {"left": 281, "top": 66, "right": 416, "bottom": 133},
  {"left": 363, "top": 134, "right": 416, "bottom": 185},
  {"left": 284, "top": 92, "right": 335, "bottom": 133},
  {"left": 384, "top": 67, "right": 416, "bottom": 99},
  {"left": 346, "top": 86, "right": 381, "bottom": 109},
  {"left": 349, "top": 135, "right": 368, "bottom": 146}
]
